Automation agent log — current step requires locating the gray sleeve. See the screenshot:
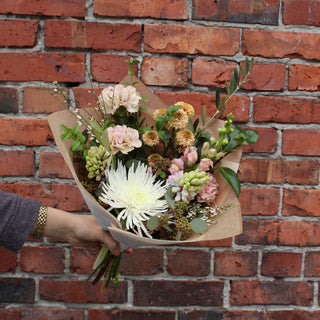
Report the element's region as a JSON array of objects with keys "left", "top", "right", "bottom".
[{"left": 0, "top": 190, "right": 41, "bottom": 253}]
